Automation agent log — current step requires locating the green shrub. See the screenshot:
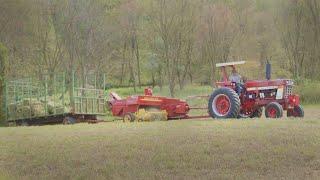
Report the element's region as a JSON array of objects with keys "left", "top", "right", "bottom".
[{"left": 295, "top": 80, "right": 320, "bottom": 104}]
